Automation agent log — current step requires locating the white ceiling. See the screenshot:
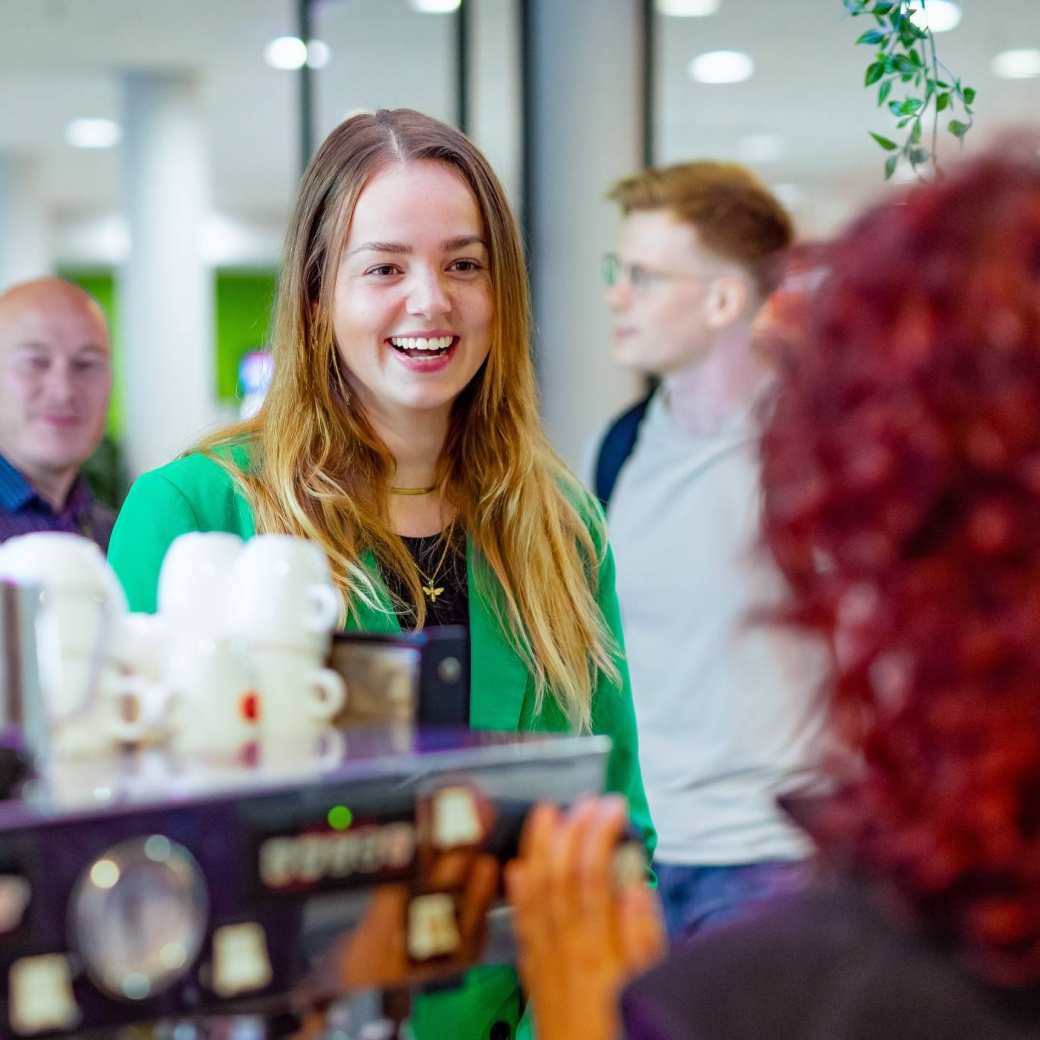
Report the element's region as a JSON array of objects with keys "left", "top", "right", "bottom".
[
  {"left": 656, "top": 0, "right": 1040, "bottom": 232},
  {"left": 0, "top": 0, "right": 1037, "bottom": 239}
]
